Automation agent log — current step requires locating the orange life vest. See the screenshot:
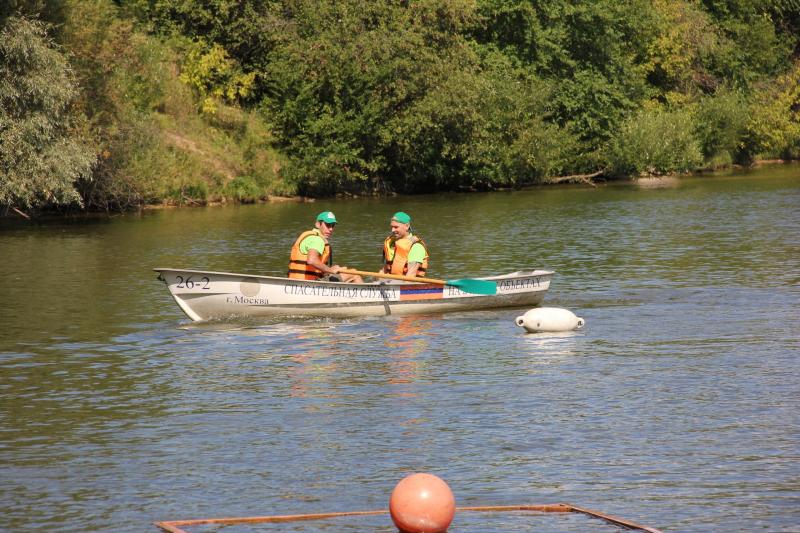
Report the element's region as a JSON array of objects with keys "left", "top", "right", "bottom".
[
  {"left": 383, "top": 234, "right": 428, "bottom": 276},
  {"left": 288, "top": 229, "right": 331, "bottom": 279}
]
